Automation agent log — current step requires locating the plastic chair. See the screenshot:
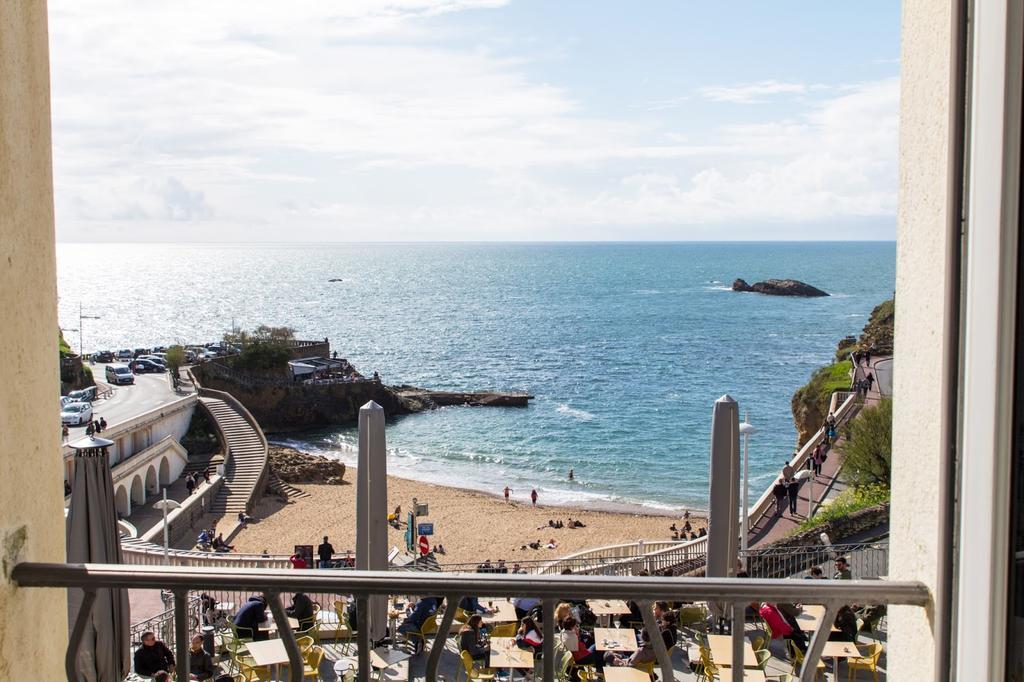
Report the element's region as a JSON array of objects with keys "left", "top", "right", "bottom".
[
  {"left": 846, "top": 642, "right": 883, "bottom": 682},
  {"left": 296, "top": 635, "right": 315, "bottom": 655},
  {"left": 302, "top": 644, "right": 325, "bottom": 680},
  {"left": 697, "top": 649, "right": 718, "bottom": 682},
  {"left": 237, "top": 661, "right": 271, "bottom": 682},
  {"left": 755, "top": 648, "right": 772, "bottom": 671},
  {"left": 488, "top": 623, "right": 517, "bottom": 638},
  {"left": 751, "top": 635, "right": 767, "bottom": 652},
  {"left": 334, "top": 599, "right": 356, "bottom": 654},
  {"left": 677, "top": 605, "right": 709, "bottom": 631},
  {"left": 458, "top": 650, "right": 497, "bottom": 682},
  {"left": 787, "top": 640, "right": 824, "bottom": 682}
]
